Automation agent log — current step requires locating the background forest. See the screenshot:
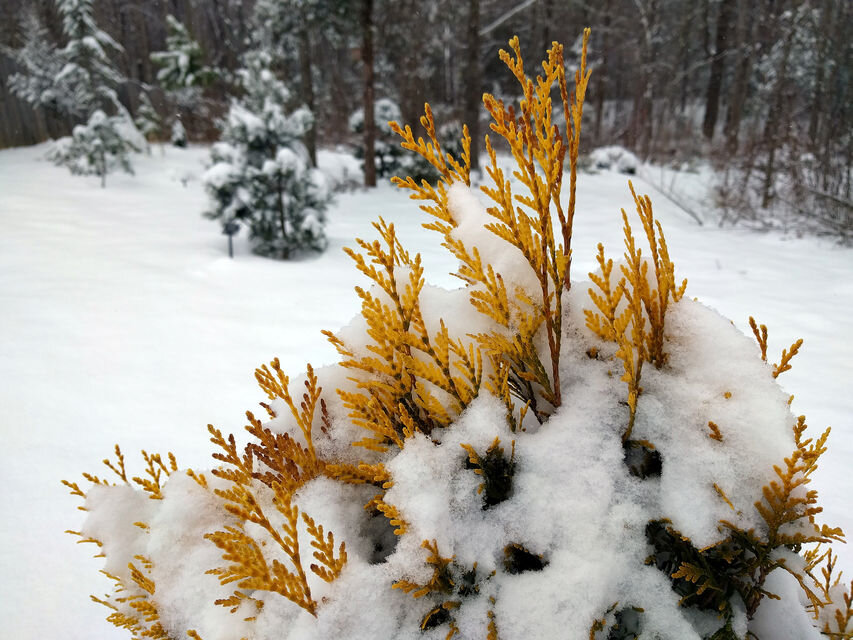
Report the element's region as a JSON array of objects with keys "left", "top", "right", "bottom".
[
  {"left": 0, "top": 0, "right": 851, "bottom": 237},
  {"left": 2, "top": 2, "right": 853, "bottom": 639}
]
